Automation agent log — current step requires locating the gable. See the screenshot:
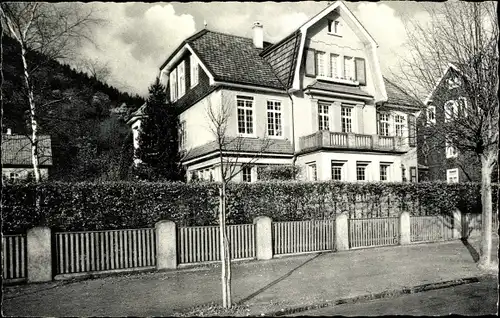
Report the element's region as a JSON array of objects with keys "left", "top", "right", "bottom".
[{"left": 2, "top": 135, "right": 52, "bottom": 166}]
